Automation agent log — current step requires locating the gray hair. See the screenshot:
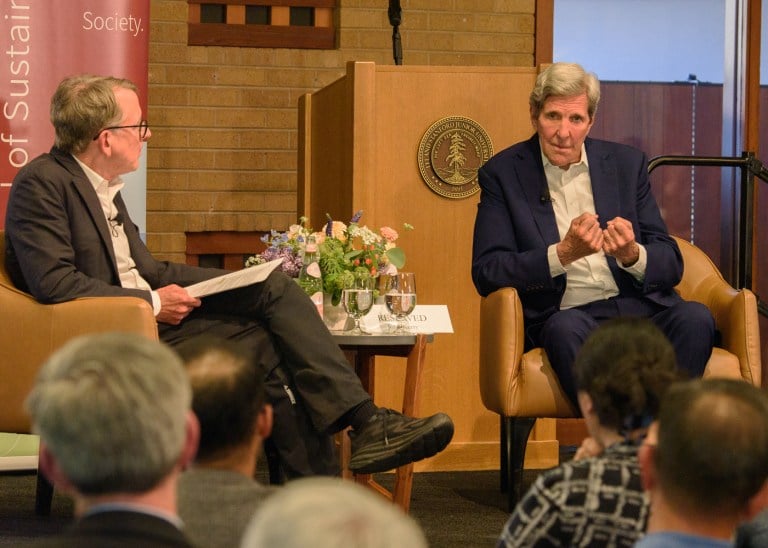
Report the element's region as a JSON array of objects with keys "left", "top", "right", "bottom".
[
  {"left": 50, "top": 74, "right": 138, "bottom": 154},
  {"left": 240, "top": 477, "right": 428, "bottom": 548},
  {"left": 529, "top": 62, "right": 601, "bottom": 120},
  {"left": 25, "top": 332, "right": 191, "bottom": 495}
]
